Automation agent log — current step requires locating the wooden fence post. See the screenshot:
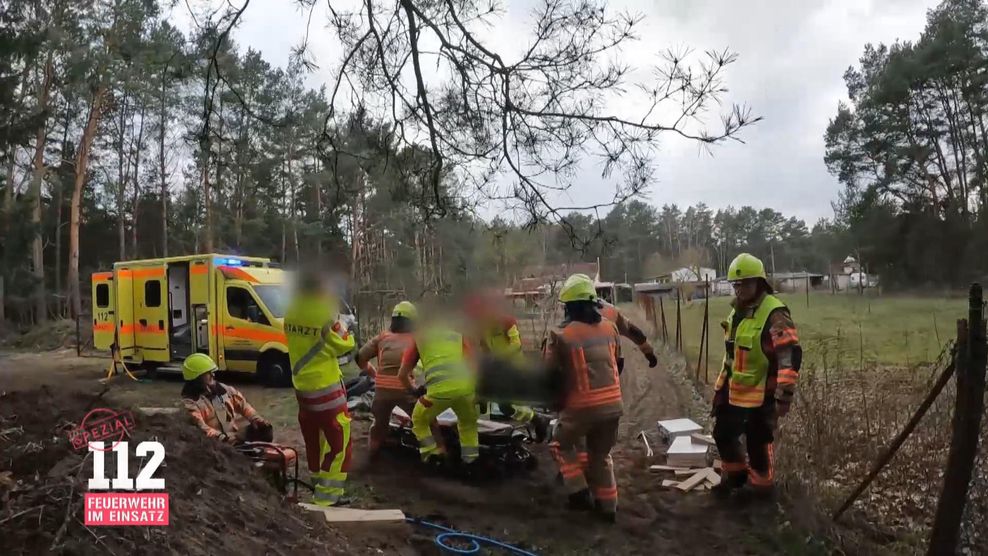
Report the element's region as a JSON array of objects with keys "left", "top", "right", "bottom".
[
  {"left": 675, "top": 290, "right": 682, "bottom": 352},
  {"left": 695, "top": 310, "right": 706, "bottom": 381},
  {"left": 927, "top": 283, "right": 987, "bottom": 555},
  {"left": 659, "top": 297, "right": 668, "bottom": 343},
  {"left": 704, "top": 281, "right": 710, "bottom": 383}
]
